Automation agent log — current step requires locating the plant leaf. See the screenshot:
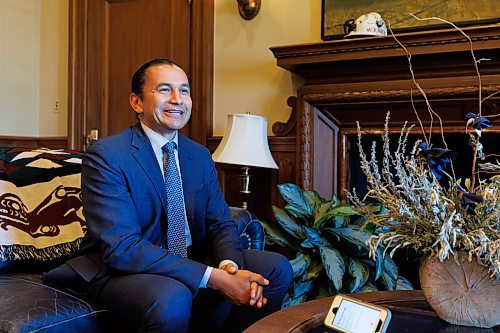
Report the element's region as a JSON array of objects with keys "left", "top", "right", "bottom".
[
  {"left": 333, "top": 216, "right": 348, "bottom": 228},
  {"left": 278, "top": 183, "right": 312, "bottom": 216},
  {"left": 289, "top": 252, "right": 311, "bottom": 279},
  {"left": 381, "top": 255, "right": 398, "bottom": 290},
  {"left": 300, "top": 239, "right": 315, "bottom": 249},
  {"left": 314, "top": 205, "right": 359, "bottom": 230},
  {"left": 325, "top": 226, "right": 372, "bottom": 250},
  {"left": 330, "top": 205, "right": 358, "bottom": 216},
  {"left": 313, "top": 201, "right": 334, "bottom": 229},
  {"left": 347, "top": 258, "right": 369, "bottom": 292},
  {"left": 396, "top": 276, "right": 414, "bottom": 290},
  {"left": 293, "top": 279, "right": 314, "bottom": 298},
  {"left": 374, "top": 248, "right": 385, "bottom": 280},
  {"left": 316, "top": 282, "right": 333, "bottom": 299},
  {"left": 319, "top": 247, "right": 345, "bottom": 291},
  {"left": 304, "top": 190, "right": 324, "bottom": 212},
  {"left": 281, "top": 293, "right": 308, "bottom": 309},
  {"left": 301, "top": 258, "right": 324, "bottom": 281},
  {"left": 272, "top": 206, "right": 305, "bottom": 239},
  {"left": 260, "top": 219, "right": 293, "bottom": 248},
  {"left": 304, "top": 226, "right": 331, "bottom": 247},
  {"left": 357, "top": 281, "right": 379, "bottom": 293},
  {"left": 331, "top": 194, "right": 340, "bottom": 207}
]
